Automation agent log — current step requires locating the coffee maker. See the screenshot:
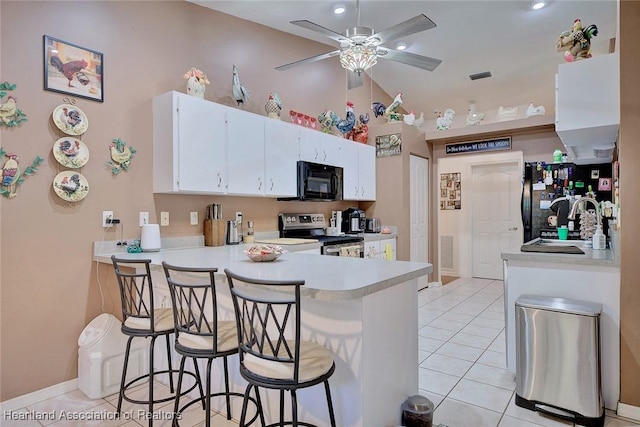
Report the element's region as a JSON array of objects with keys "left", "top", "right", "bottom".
[{"left": 342, "top": 208, "right": 366, "bottom": 234}]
